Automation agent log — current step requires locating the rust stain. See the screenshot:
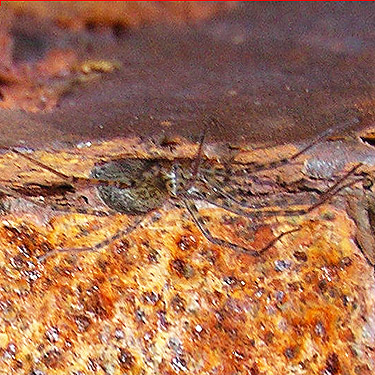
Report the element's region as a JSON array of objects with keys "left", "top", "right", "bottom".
[
  {"left": 0, "top": 2, "right": 374, "bottom": 374},
  {"left": 0, "top": 140, "right": 373, "bottom": 374}
]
